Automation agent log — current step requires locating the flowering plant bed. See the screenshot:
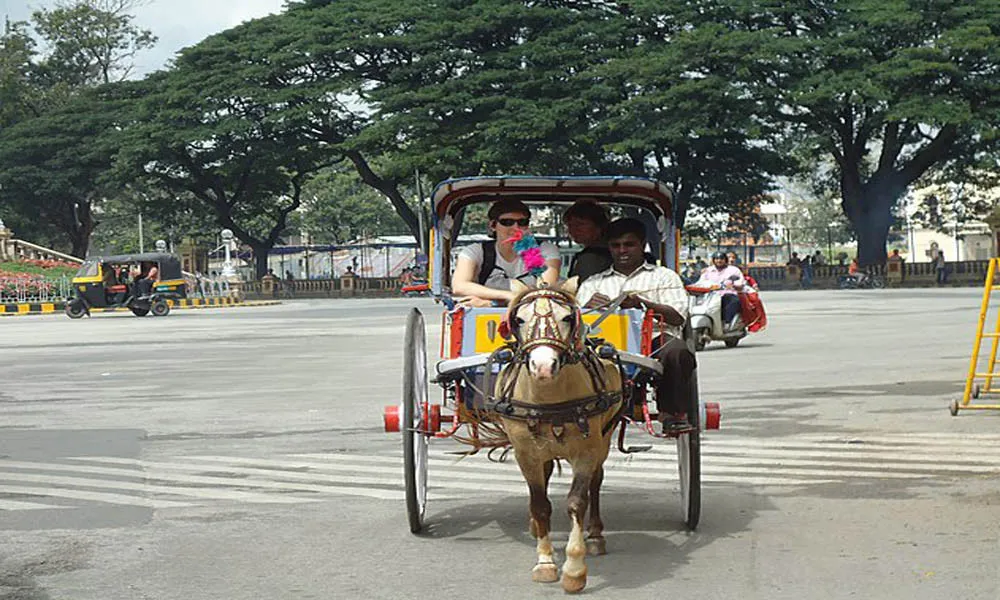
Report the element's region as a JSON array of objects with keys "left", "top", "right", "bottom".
[{"left": 0, "top": 261, "right": 76, "bottom": 301}]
